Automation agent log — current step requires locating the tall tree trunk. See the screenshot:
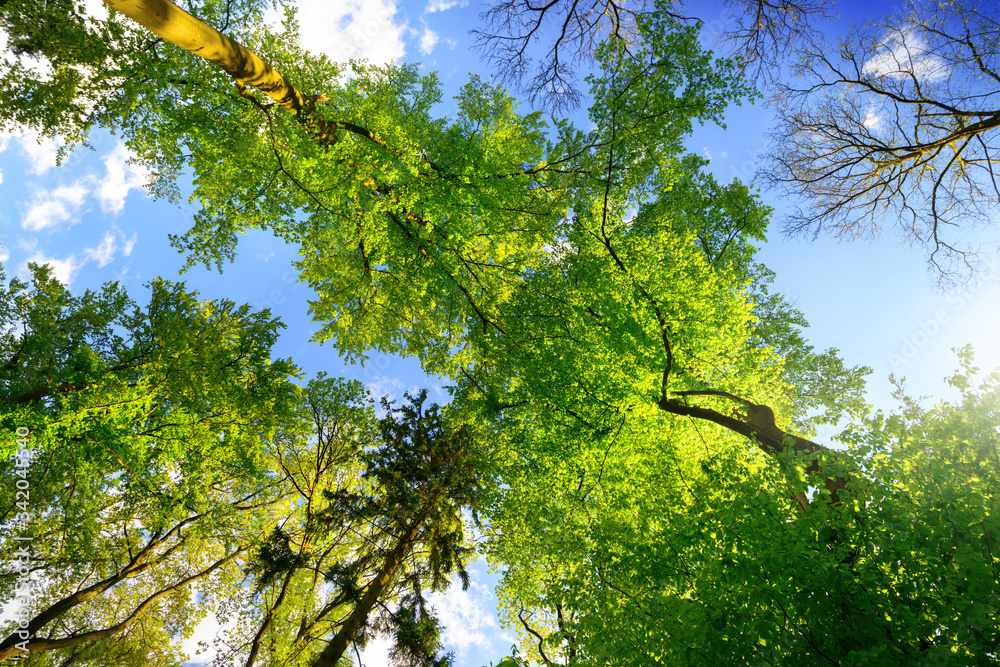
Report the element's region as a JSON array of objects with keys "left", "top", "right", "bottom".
[
  {"left": 102, "top": 0, "right": 309, "bottom": 112},
  {"left": 102, "top": 0, "right": 380, "bottom": 148},
  {"left": 310, "top": 508, "right": 430, "bottom": 667}
]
